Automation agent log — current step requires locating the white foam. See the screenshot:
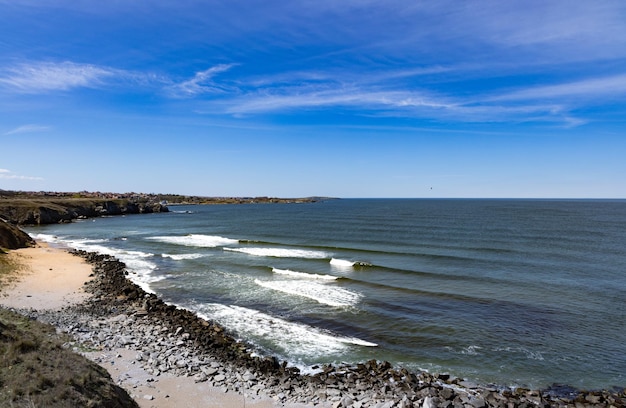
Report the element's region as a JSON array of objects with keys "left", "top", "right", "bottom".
[
  {"left": 31, "top": 234, "right": 109, "bottom": 246},
  {"left": 147, "top": 234, "right": 238, "bottom": 247},
  {"left": 272, "top": 268, "right": 337, "bottom": 280},
  {"left": 161, "top": 253, "right": 205, "bottom": 260},
  {"left": 36, "top": 236, "right": 161, "bottom": 294},
  {"left": 196, "top": 304, "right": 377, "bottom": 359},
  {"left": 225, "top": 247, "right": 329, "bottom": 259},
  {"left": 30, "top": 233, "right": 60, "bottom": 243},
  {"left": 254, "top": 279, "right": 360, "bottom": 307},
  {"left": 330, "top": 258, "right": 355, "bottom": 267}
]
